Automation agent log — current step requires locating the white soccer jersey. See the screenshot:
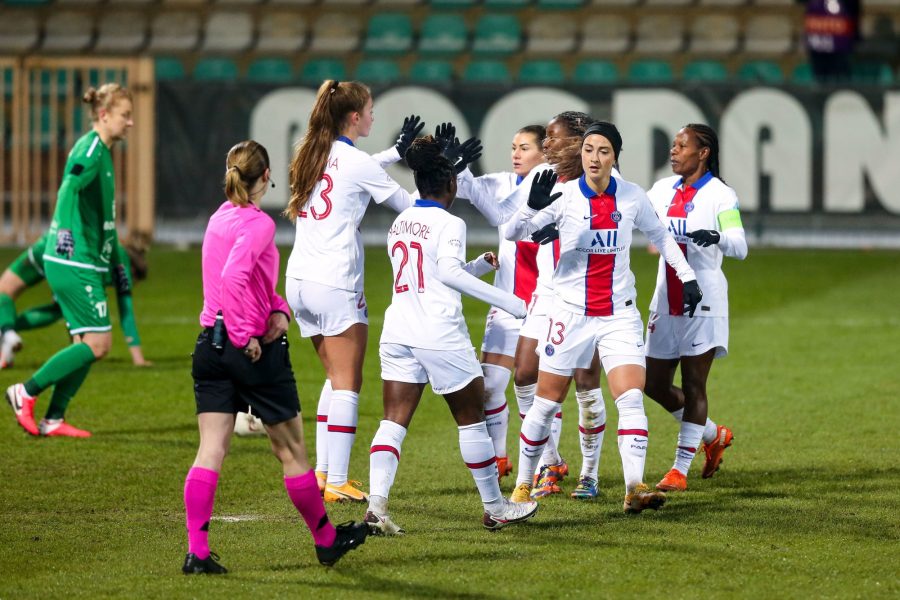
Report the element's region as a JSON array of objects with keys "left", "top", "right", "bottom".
[
  {"left": 647, "top": 173, "right": 748, "bottom": 318},
  {"left": 507, "top": 174, "right": 696, "bottom": 316},
  {"left": 286, "top": 137, "right": 409, "bottom": 291}
]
